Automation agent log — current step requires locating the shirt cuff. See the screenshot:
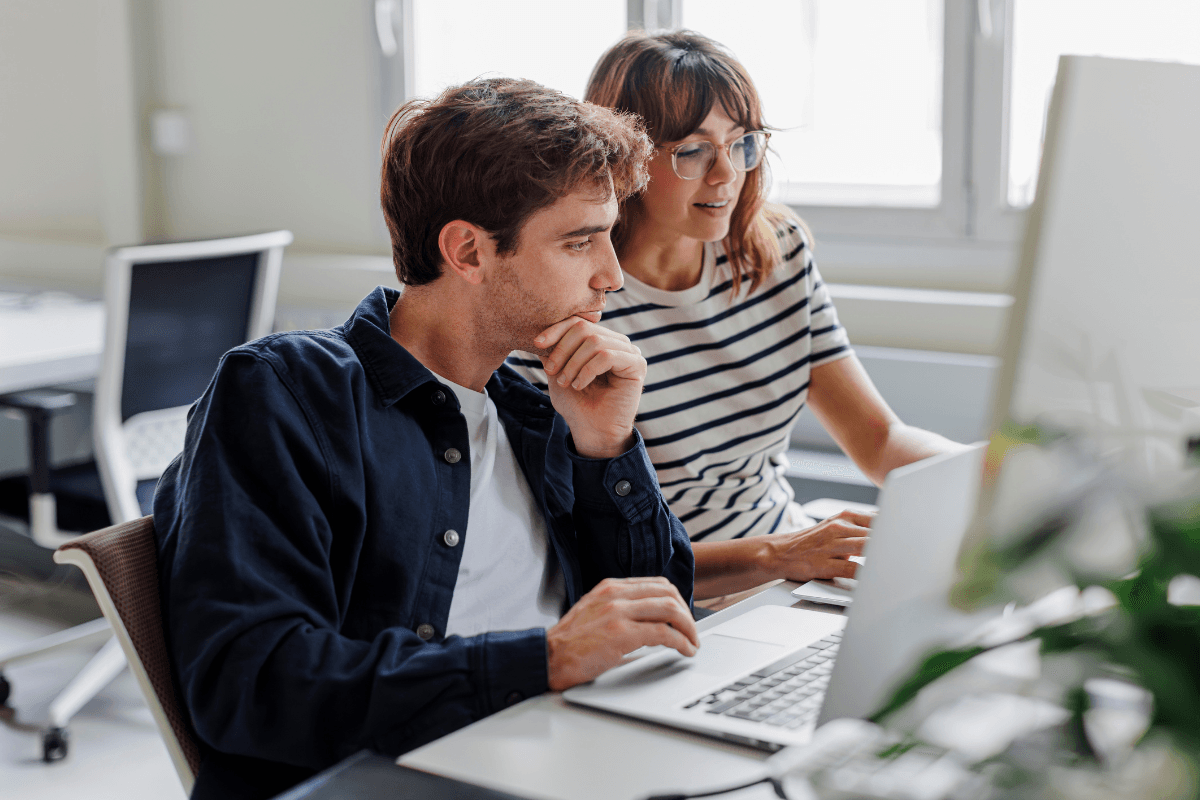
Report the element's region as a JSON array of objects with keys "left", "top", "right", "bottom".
[
  {"left": 478, "top": 629, "right": 551, "bottom": 715},
  {"left": 568, "top": 428, "right": 657, "bottom": 522}
]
